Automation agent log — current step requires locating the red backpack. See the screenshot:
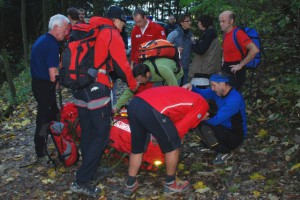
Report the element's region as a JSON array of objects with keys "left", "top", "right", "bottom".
[
  {"left": 48, "top": 121, "right": 79, "bottom": 167},
  {"left": 60, "top": 23, "right": 112, "bottom": 90}
]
